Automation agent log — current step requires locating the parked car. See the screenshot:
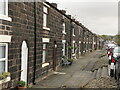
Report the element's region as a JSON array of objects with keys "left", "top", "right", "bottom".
[
  {"left": 107, "top": 44, "right": 116, "bottom": 57},
  {"left": 108, "top": 46, "right": 118, "bottom": 77},
  {"left": 113, "top": 47, "right": 120, "bottom": 80},
  {"left": 108, "top": 48, "right": 114, "bottom": 64},
  {"left": 108, "top": 56, "right": 116, "bottom": 77}
]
